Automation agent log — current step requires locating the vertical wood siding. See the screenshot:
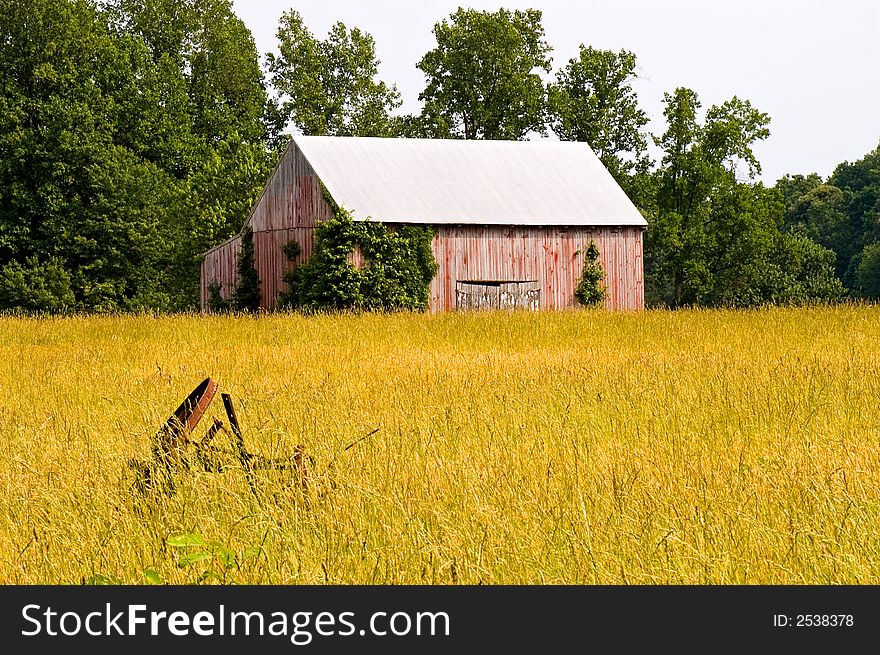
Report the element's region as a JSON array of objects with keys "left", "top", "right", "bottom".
[
  {"left": 200, "top": 141, "right": 334, "bottom": 310},
  {"left": 253, "top": 227, "right": 316, "bottom": 307},
  {"left": 429, "top": 225, "right": 643, "bottom": 311},
  {"left": 199, "top": 235, "right": 241, "bottom": 308},
  {"left": 201, "top": 143, "right": 645, "bottom": 312}
]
